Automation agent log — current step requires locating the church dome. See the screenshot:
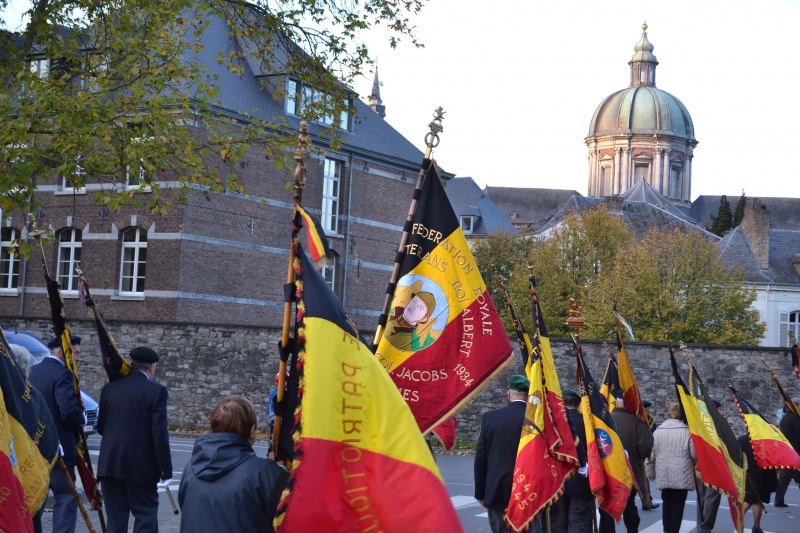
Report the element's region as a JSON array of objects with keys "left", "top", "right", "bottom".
[
  {"left": 584, "top": 24, "right": 698, "bottom": 203},
  {"left": 588, "top": 86, "right": 695, "bottom": 140},
  {"left": 587, "top": 23, "right": 695, "bottom": 141}
]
